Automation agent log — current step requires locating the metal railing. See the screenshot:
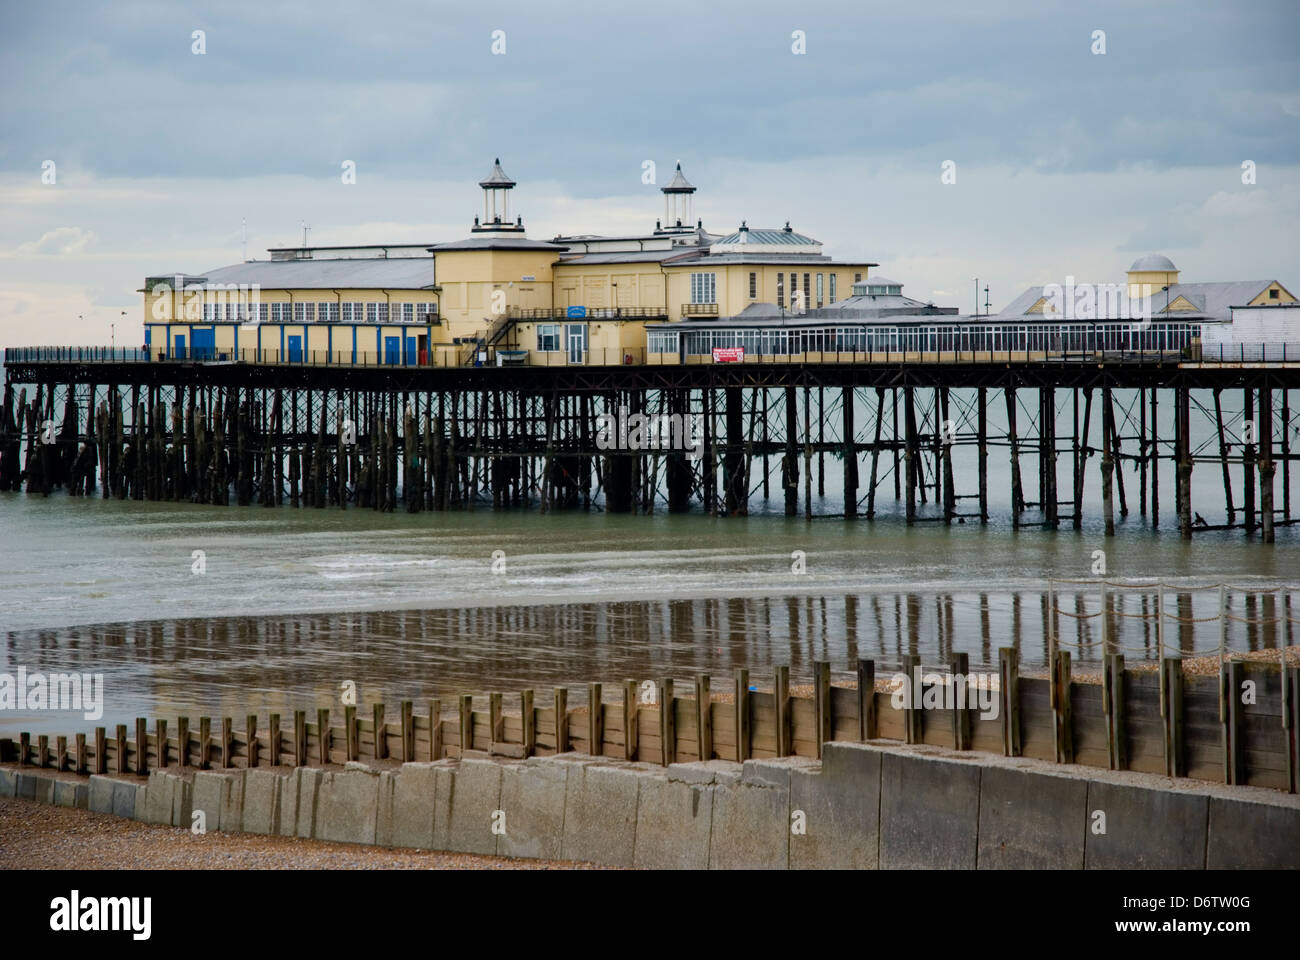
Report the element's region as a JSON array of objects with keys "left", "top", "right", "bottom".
[{"left": 5, "top": 338, "right": 1299, "bottom": 370}]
